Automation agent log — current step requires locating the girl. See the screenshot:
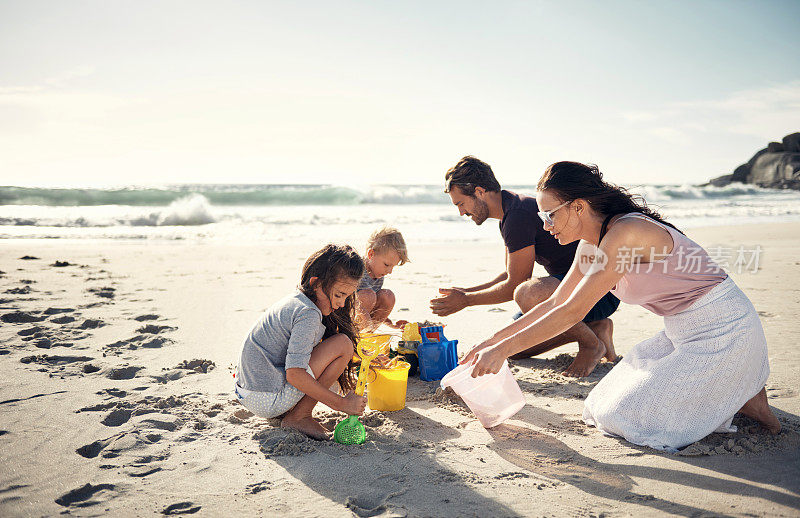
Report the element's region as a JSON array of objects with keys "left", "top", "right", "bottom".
[
  {"left": 463, "top": 161, "right": 780, "bottom": 452},
  {"left": 235, "top": 244, "right": 367, "bottom": 440}
]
